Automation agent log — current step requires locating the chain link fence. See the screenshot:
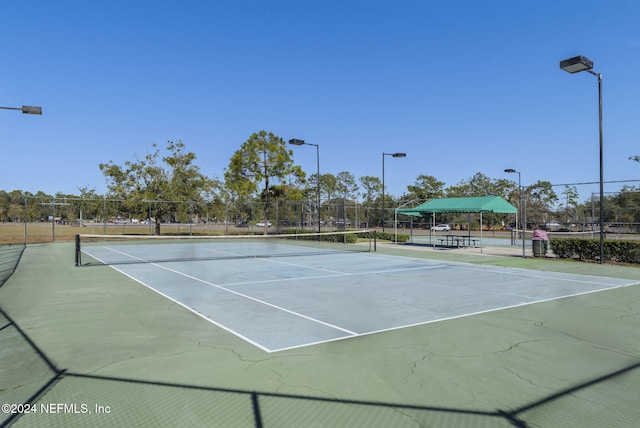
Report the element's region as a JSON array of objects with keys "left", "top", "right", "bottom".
[
  {"left": 3, "top": 304, "right": 638, "bottom": 427},
  {"left": 4, "top": 197, "right": 389, "bottom": 244}
]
